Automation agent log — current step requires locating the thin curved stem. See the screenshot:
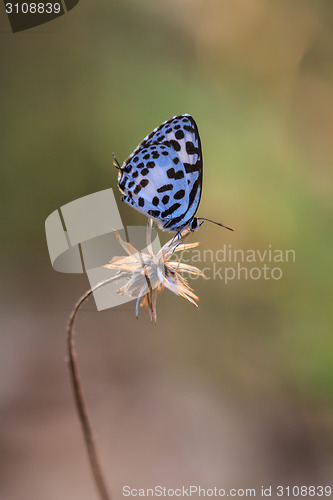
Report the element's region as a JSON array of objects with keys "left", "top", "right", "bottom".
[{"left": 67, "top": 276, "right": 123, "bottom": 500}]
